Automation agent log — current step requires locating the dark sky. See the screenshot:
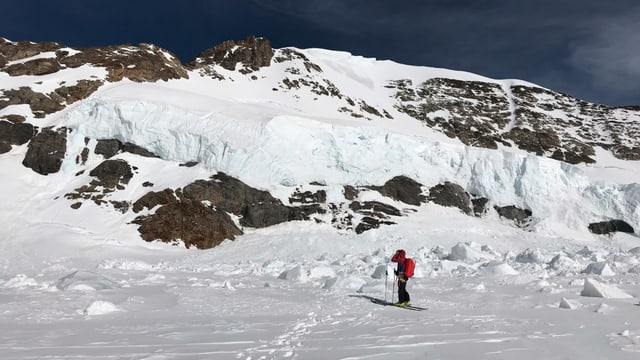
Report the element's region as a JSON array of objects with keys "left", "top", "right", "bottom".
[{"left": 3, "top": 0, "right": 640, "bottom": 106}]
